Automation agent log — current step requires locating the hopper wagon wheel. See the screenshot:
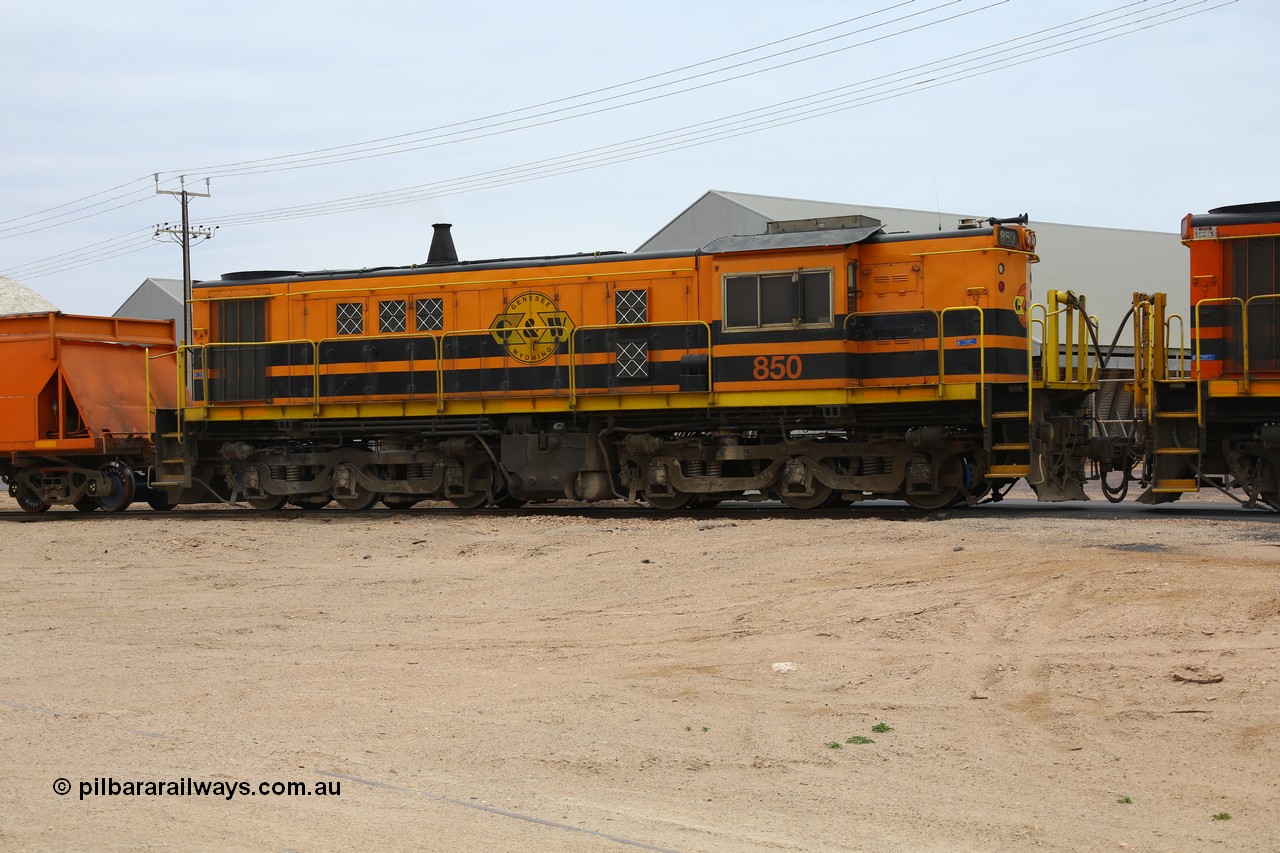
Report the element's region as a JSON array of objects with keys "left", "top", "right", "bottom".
[
  {"left": 74, "top": 495, "right": 99, "bottom": 512},
  {"left": 245, "top": 494, "right": 287, "bottom": 511},
  {"left": 15, "top": 487, "right": 50, "bottom": 514},
  {"left": 95, "top": 462, "right": 136, "bottom": 513}
]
